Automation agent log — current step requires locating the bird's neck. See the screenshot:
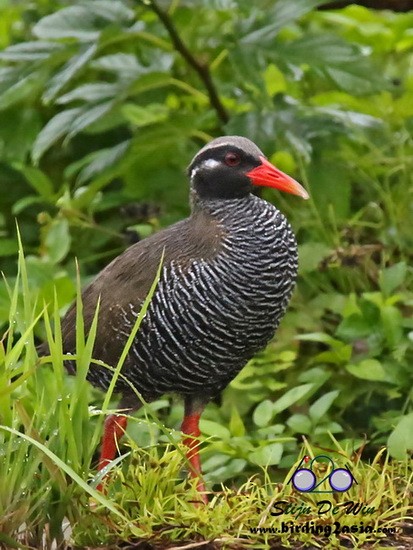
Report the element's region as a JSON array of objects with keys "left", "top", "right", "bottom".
[{"left": 190, "top": 191, "right": 273, "bottom": 230}]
